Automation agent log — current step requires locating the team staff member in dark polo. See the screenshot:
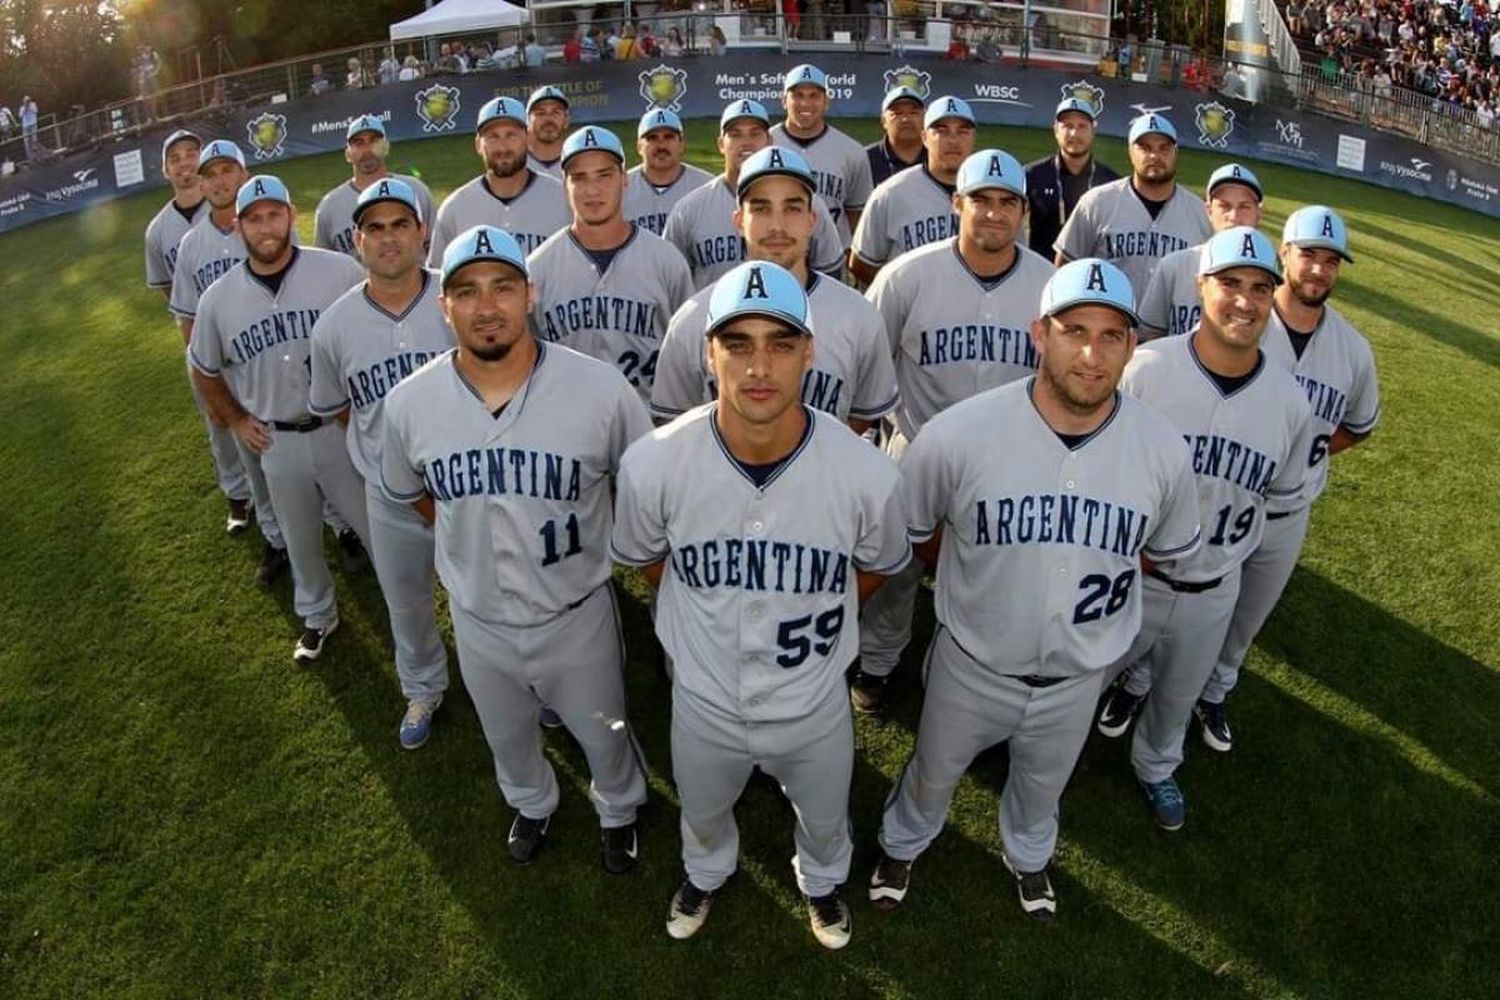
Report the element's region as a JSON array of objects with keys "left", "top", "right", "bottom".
[{"left": 1024, "top": 98, "right": 1119, "bottom": 258}]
